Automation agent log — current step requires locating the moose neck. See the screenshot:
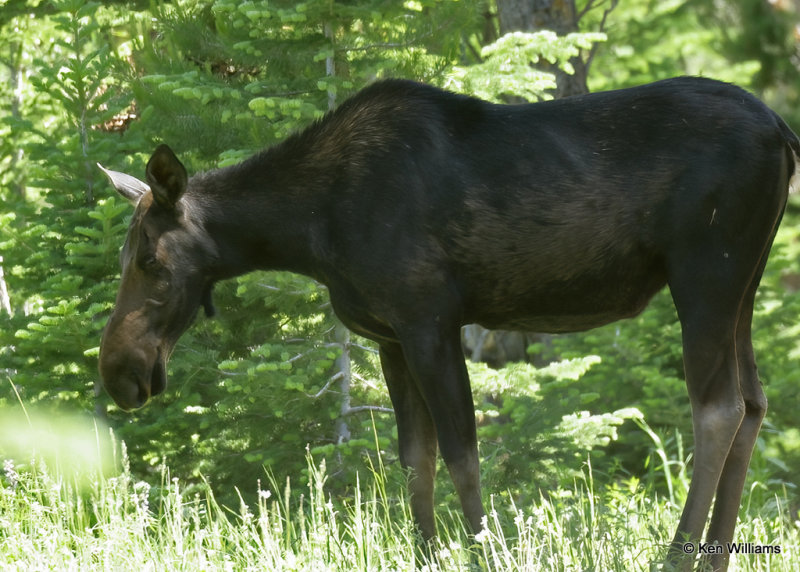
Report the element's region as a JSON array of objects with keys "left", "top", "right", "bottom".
[{"left": 191, "top": 145, "right": 333, "bottom": 283}]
